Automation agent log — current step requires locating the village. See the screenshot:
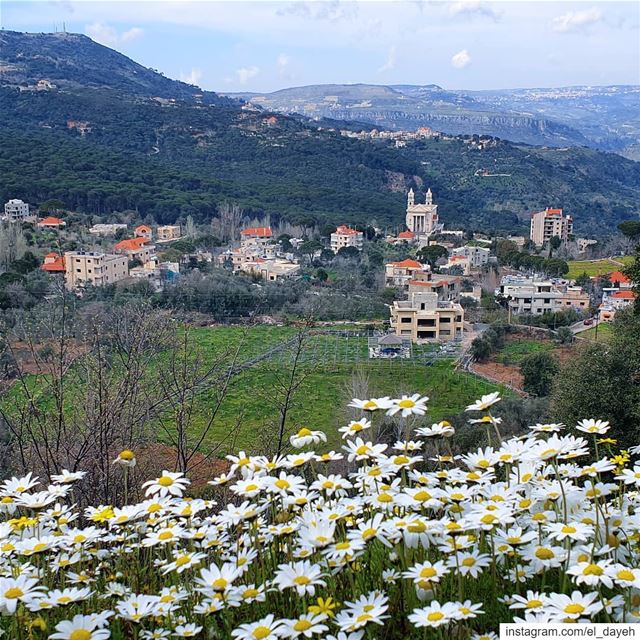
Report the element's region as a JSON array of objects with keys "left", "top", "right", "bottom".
[{"left": 1, "top": 191, "right": 636, "bottom": 349}]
